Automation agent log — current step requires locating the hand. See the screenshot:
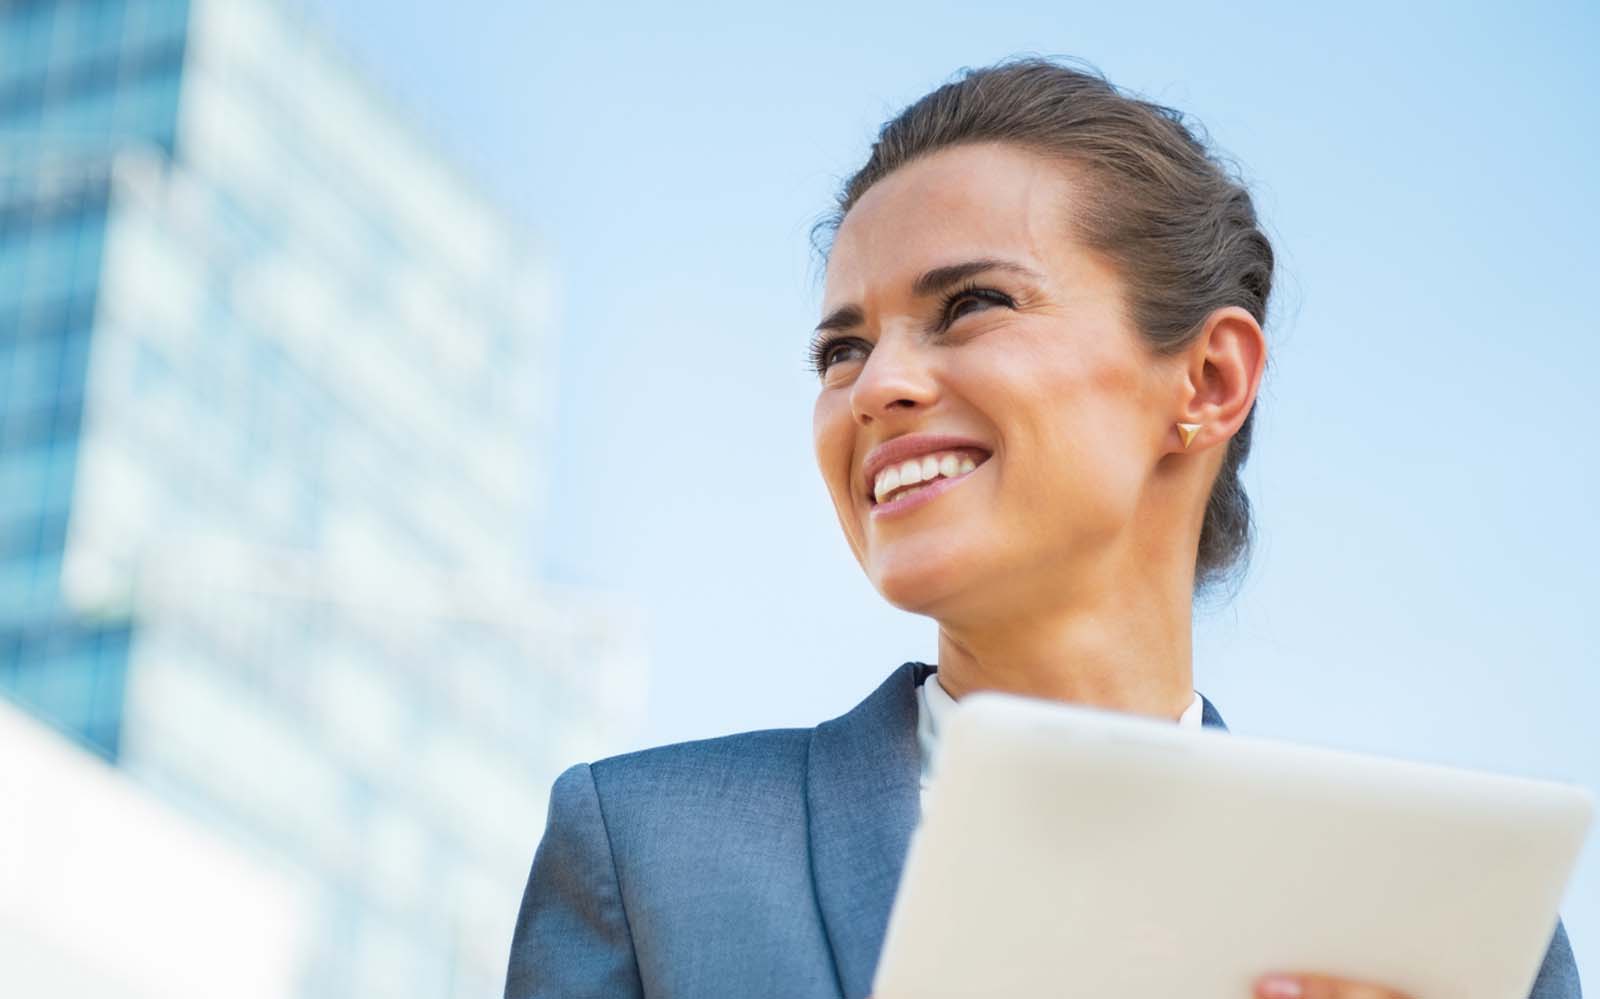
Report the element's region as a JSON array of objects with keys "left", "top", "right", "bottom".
[{"left": 1257, "top": 973, "right": 1415, "bottom": 999}]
